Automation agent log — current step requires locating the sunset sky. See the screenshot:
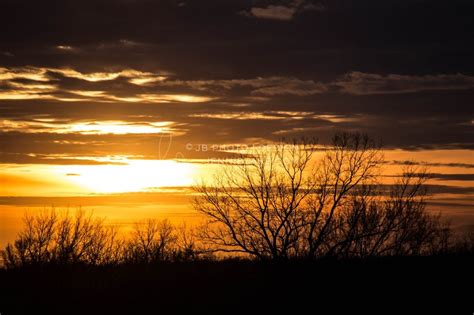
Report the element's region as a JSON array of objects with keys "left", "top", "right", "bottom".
[{"left": 0, "top": 0, "right": 473, "bottom": 244}]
